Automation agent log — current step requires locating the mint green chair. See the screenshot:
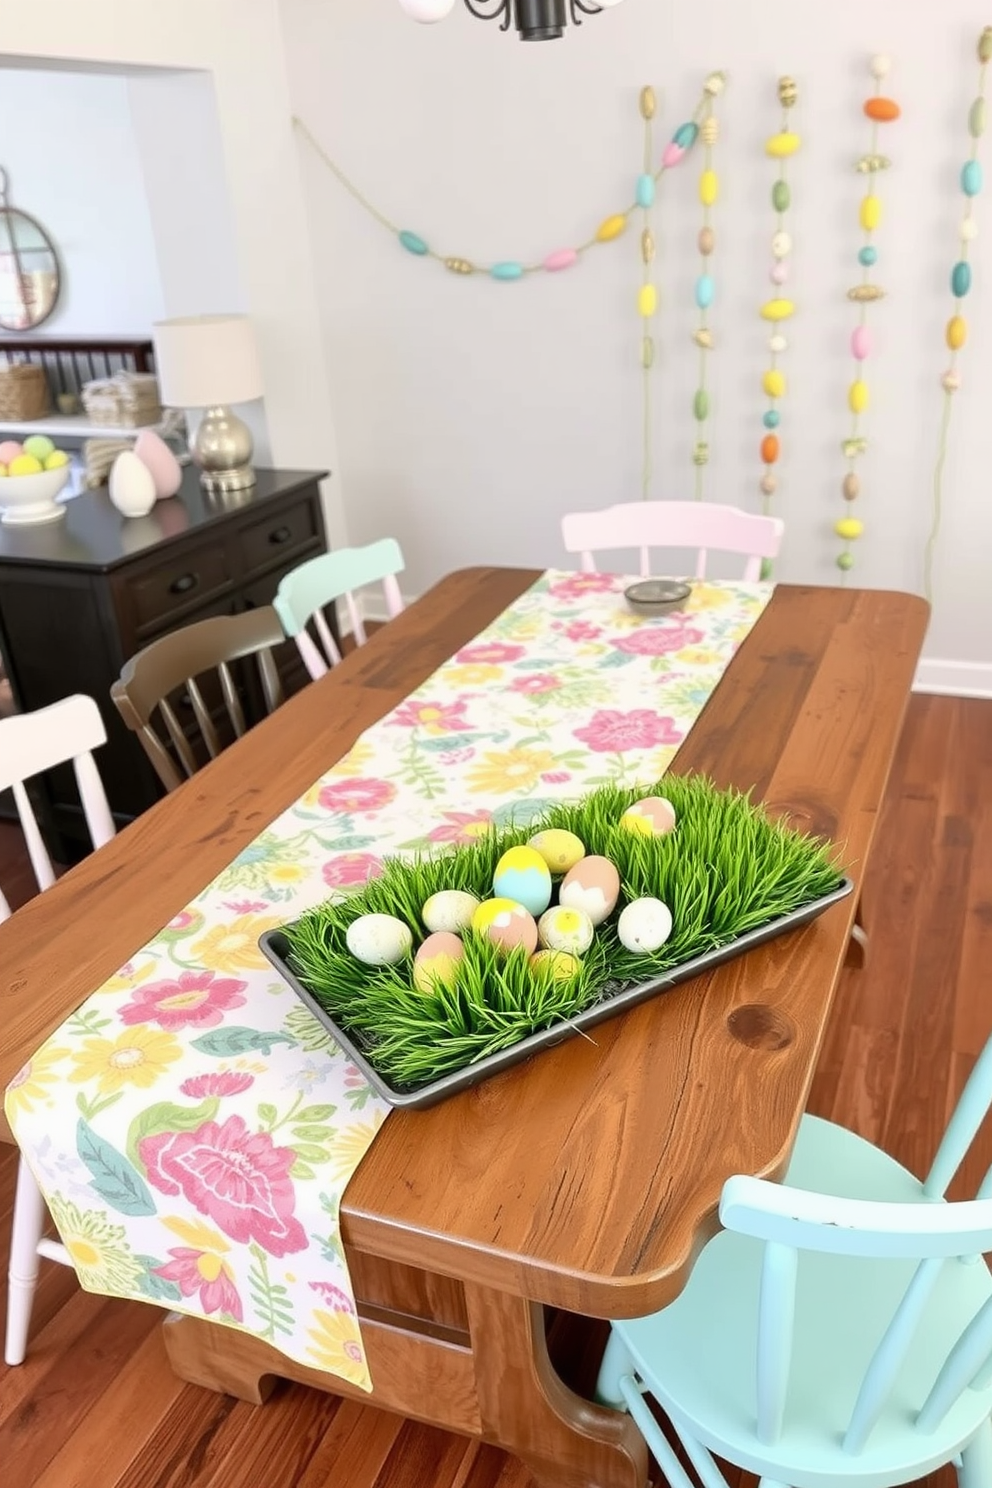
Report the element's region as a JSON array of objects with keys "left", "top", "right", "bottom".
[
  {"left": 596, "top": 1039, "right": 992, "bottom": 1488},
  {"left": 273, "top": 539, "right": 405, "bottom": 680}
]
